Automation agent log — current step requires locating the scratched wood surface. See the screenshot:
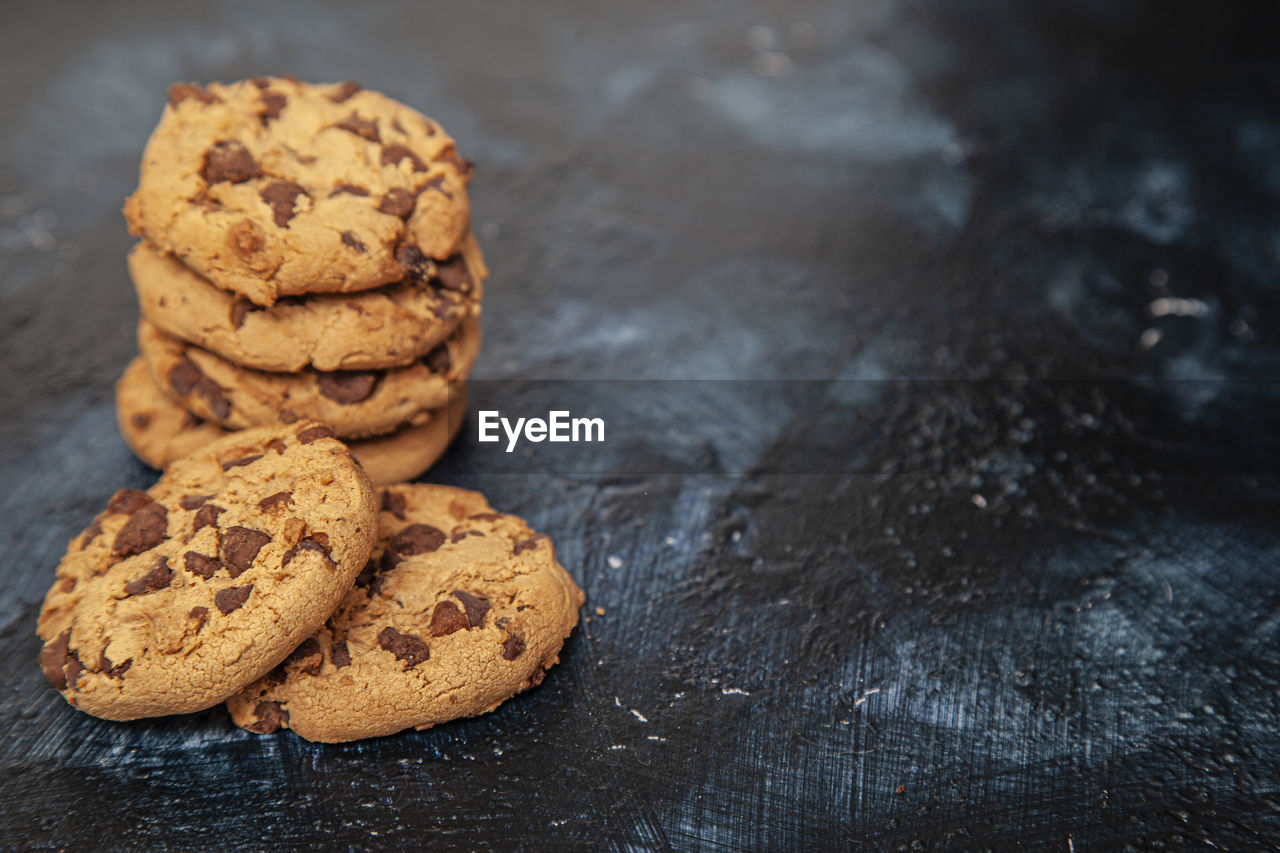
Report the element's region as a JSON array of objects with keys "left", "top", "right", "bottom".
[{"left": 2, "top": 1, "right": 1279, "bottom": 849}]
